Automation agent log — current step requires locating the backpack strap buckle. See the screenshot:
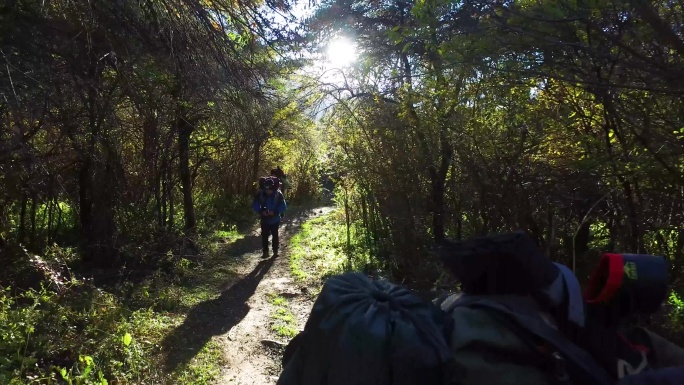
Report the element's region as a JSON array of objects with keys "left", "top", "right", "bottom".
[{"left": 551, "top": 351, "right": 571, "bottom": 383}]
